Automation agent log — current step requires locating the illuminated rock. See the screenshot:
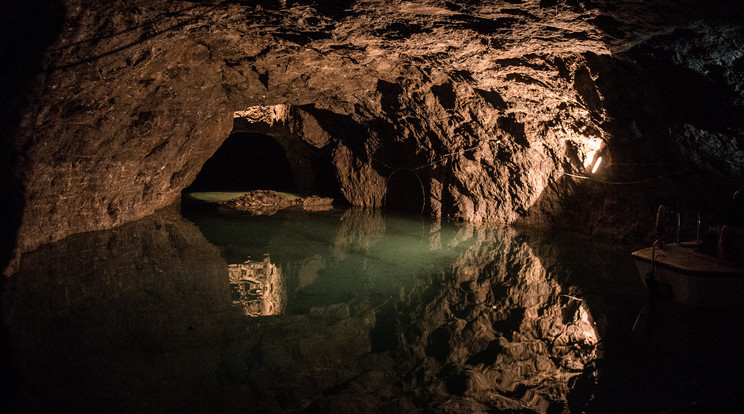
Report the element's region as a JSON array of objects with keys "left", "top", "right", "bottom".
[
  {"left": 218, "top": 189, "right": 332, "bottom": 215},
  {"left": 5, "top": 0, "right": 744, "bottom": 262}
]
